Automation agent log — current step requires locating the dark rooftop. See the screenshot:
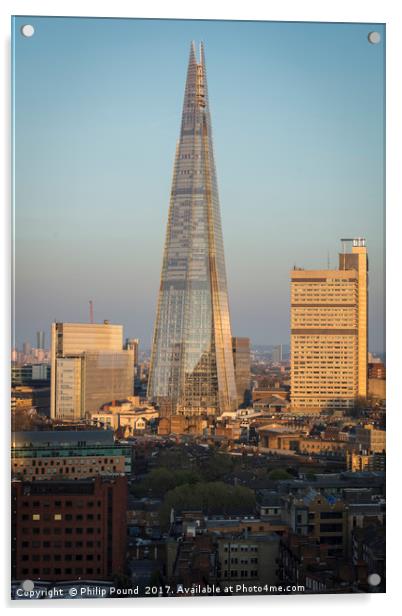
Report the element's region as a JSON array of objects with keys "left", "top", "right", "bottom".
[{"left": 12, "top": 429, "right": 114, "bottom": 448}]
